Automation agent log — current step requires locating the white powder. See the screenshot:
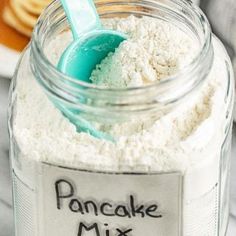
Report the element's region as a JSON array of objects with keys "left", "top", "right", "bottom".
[
  {"left": 12, "top": 16, "right": 230, "bottom": 235},
  {"left": 91, "top": 16, "right": 196, "bottom": 88},
  {"left": 14, "top": 16, "right": 224, "bottom": 172}
]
